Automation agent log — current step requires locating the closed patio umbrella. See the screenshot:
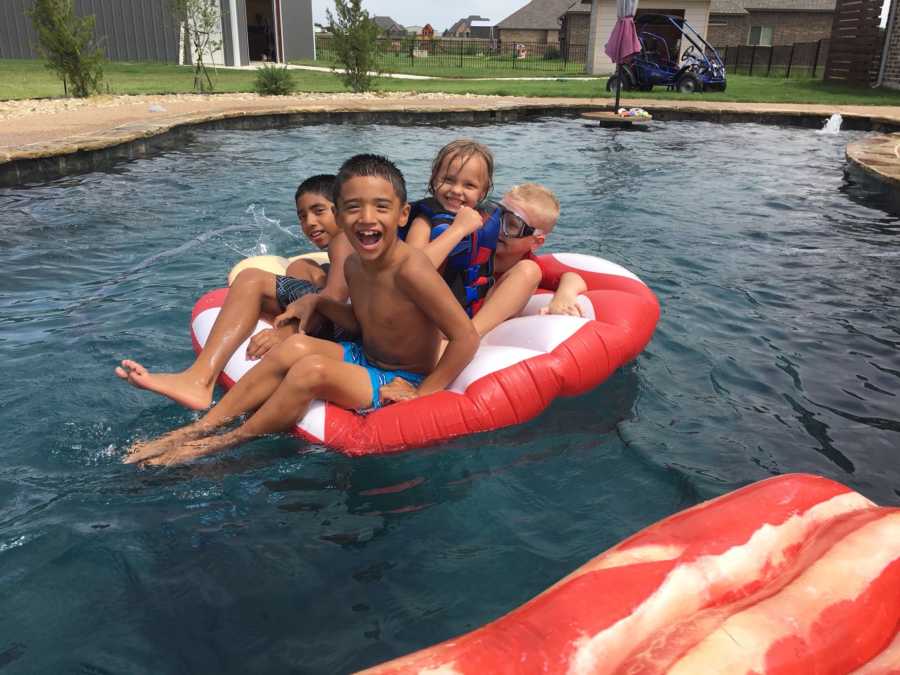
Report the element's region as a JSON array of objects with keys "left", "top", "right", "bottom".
[{"left": 605, "top": 0, "right": 641, "bottom": 111}]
